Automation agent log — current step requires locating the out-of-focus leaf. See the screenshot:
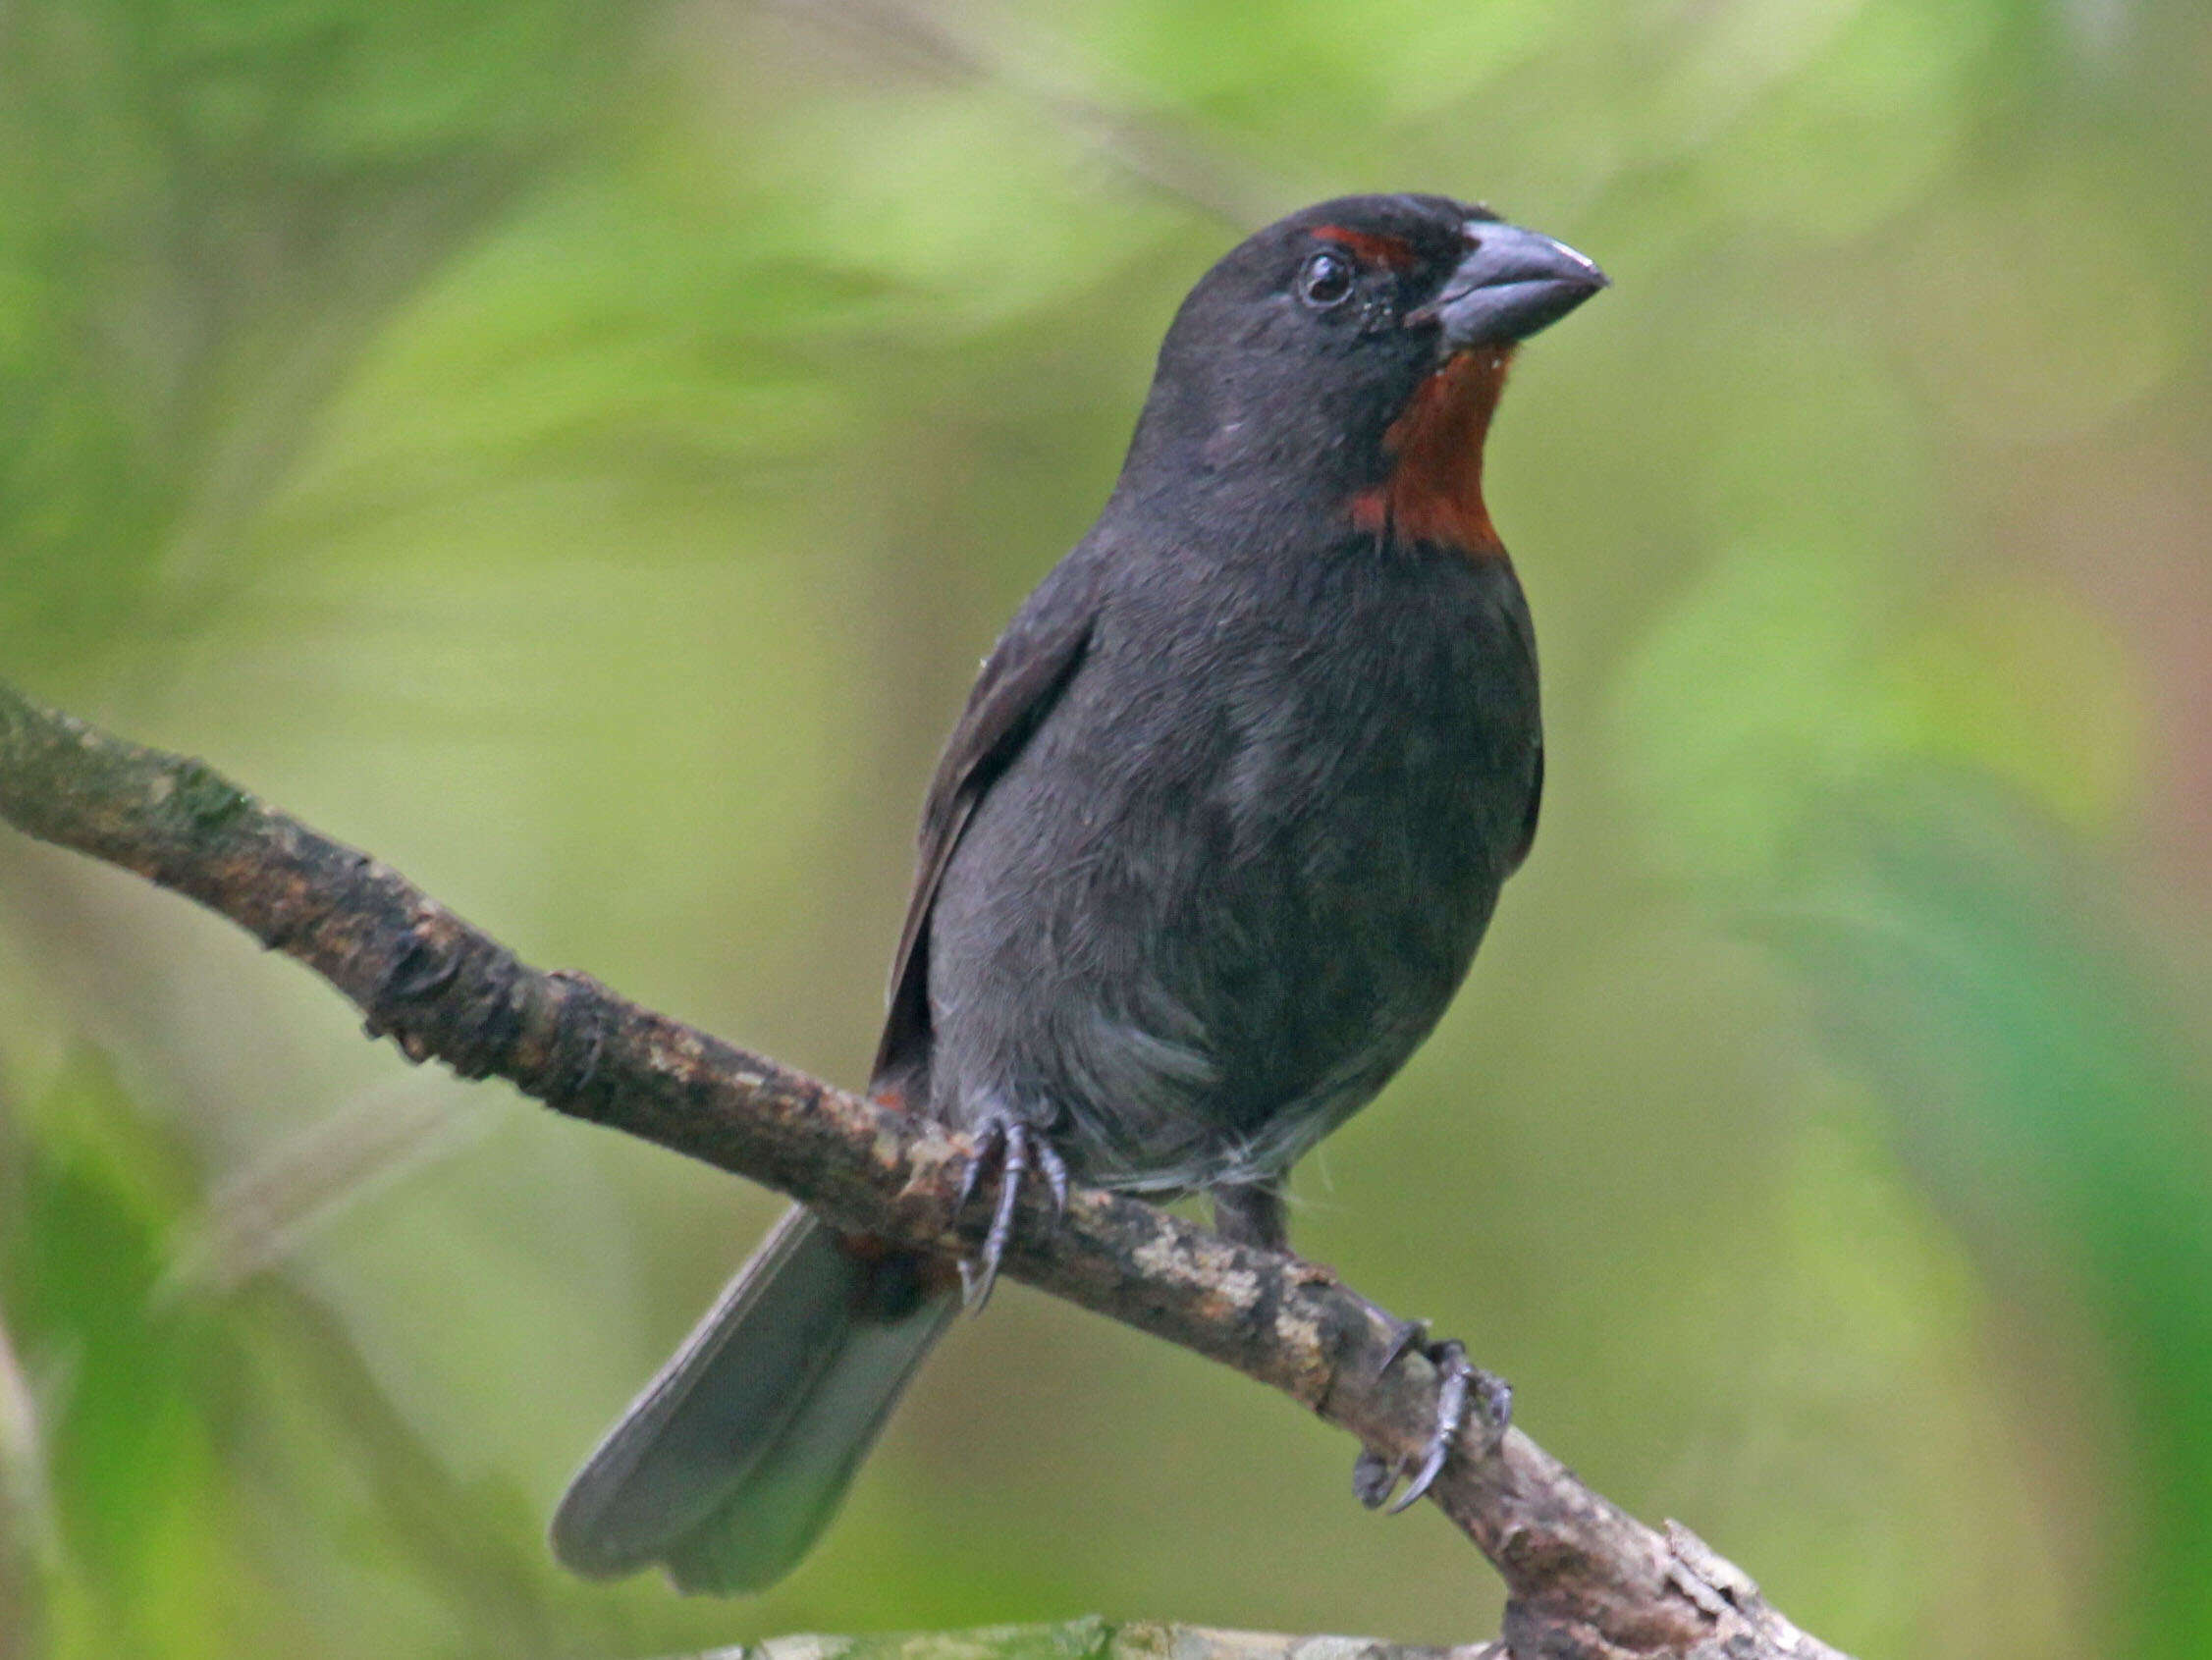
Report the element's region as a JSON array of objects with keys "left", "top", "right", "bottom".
[
  {"left": 0, "top": 0, "right": 646, "bottom": 681},
  {"left": 1771, "top": 787, "right": 2212, "bottom": 1658},
  {"left": 1879, "top": 579, "right": 2151, "bottom": 836},
  {"left": 8, "top": 1052, "right": 257, "bottom": 1657},
  {"left": 7, "top": 0, "right": 2212, "bottom": 1652},
  {"left": 0, "top": 1052, "right": 657, "bottom": 1658}
]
